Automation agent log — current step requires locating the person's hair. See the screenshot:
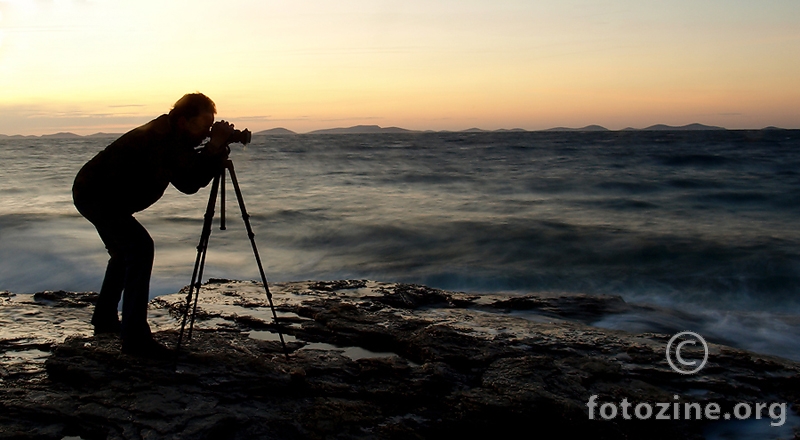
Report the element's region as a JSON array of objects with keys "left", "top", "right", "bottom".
[{"left": 168, "top": 93, "right": 216, "bottom": 125}]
